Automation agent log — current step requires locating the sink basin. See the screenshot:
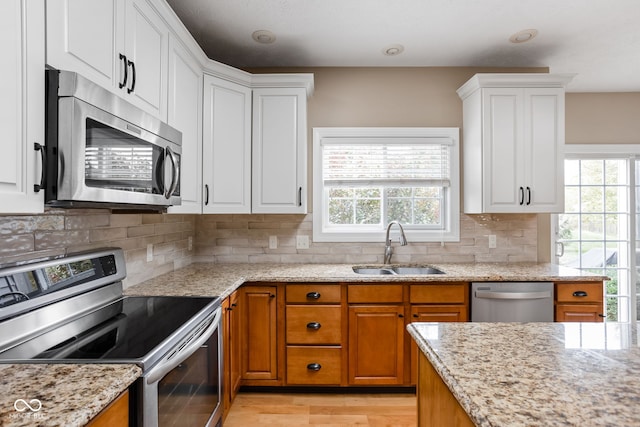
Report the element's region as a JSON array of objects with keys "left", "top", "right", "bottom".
[
  {"left": 392, "top": 266, "right": 445, "bottom": 275},
  {"left": 352, "top": 267, "right": 396, "bottom": 275},
  {"left": 352, "top": 266, "right": 445, "bottom": 275}
]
